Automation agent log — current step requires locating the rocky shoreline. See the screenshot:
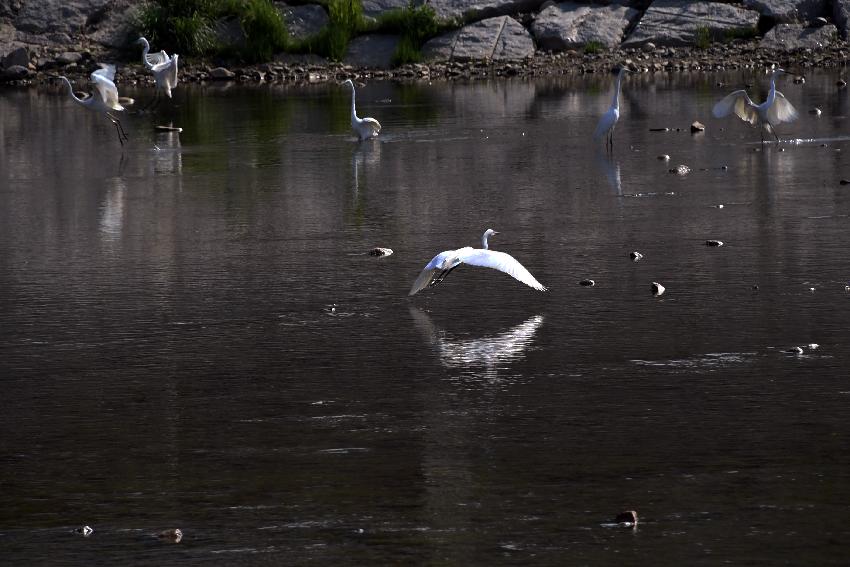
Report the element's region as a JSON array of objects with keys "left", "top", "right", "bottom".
[{"left": 2, "top": 1, "right": 850, "bottom": 88}]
